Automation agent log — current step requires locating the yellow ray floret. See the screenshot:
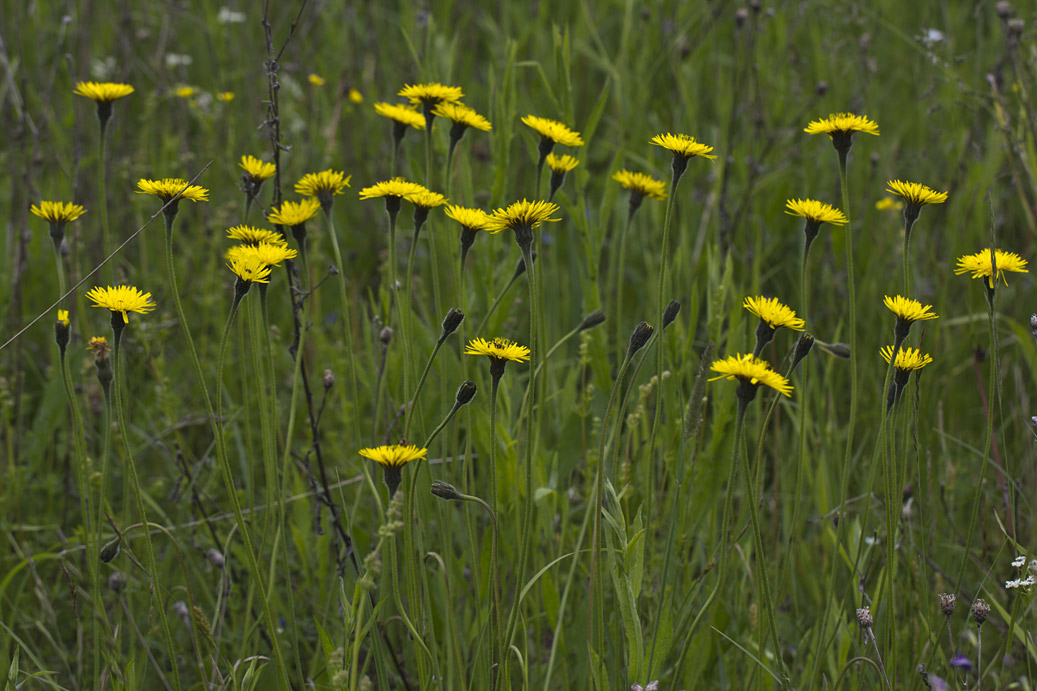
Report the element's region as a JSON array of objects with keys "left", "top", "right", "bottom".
[
  {"left": 73, "top": 81, "right": 134, "bottom": 102},
  {"left": 784, "top": 198, "right": 848, "bottom": 225},
  {"left": 883, "top": 295, "right": 938, "bottom": 323},
  {"left": 31, "top": 201, "right": 87, "bottom": 223},
  {"left": 359, "top": 177, "right": 428, "bottom": 200},
  {"left": 521, "top": 115, "right": 584, "bottom": 147},
  {"left": 743, "top": 296, "right": 805, "bottom": 331},
  {"left": 226, "top": 225, "right": 286, "bottom": 246},
  {"left": 226, "top": 242, "right": 297, "bottom": 267},
  {"left": 296, "top": 170, "right": 351, "bottom": 198},
  {"left": 358, "top": 443, "right": 428, "bottom": 468},
  {"left": 227, "top": 255, "right": 272, "bottom": 284},
  {"left": 267, "top": 198, "right": 321, "bottom": 227},
  {"left": 444, "top": 205, "right": 492, "bottom": 231},
  {"left": 804, "top": 112, "right": 880, "bottom": 136},
  {"left": 57, "top": 310, "right": 70, "bottom": 327},
  {"left": 374, "top": 102, "right": 426, "bottom": 130},
  {"left": 886, "top": 179, "right": 948, "bottom": 207},
  {"left": 485, "top": 199, "right": 561, "bottom": 234},
  {"left": 546, "top": 153, "right": 579, "bottom": 173},
  {"left": 708, "top": 353, "right": 793, "bottom": 397},
  {"left": 465, "top": 337, "right": 531, "bottom": 363},
  {"left": 398, "top": 82, "right": 464, "bottom": 106},
  {"left": 953, "top": 248, "right": 1028, "bottom": 287},
  {"left": 136, "top": 178, "right": 210, "bottom": 203},
  {"left": 433, "top": 102, "right": 492, "bottom": 131},
  {"left": 880, "top": 345, "right": 933, "bottom": 372},
  {"left": 239, "top": 155, "right": 276, "bottom": 181},
  {"left": 650, "top": 133, "right": 717, "bottom": 159},
  {"left": 409, "top": 190, "right": 448, "bottom": 208},
  {"left": 612, "top": 170, "right": 667, "bottom": 200},
  {"left": 86, "top": 285, "right": 156, "bottom": 323}
]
